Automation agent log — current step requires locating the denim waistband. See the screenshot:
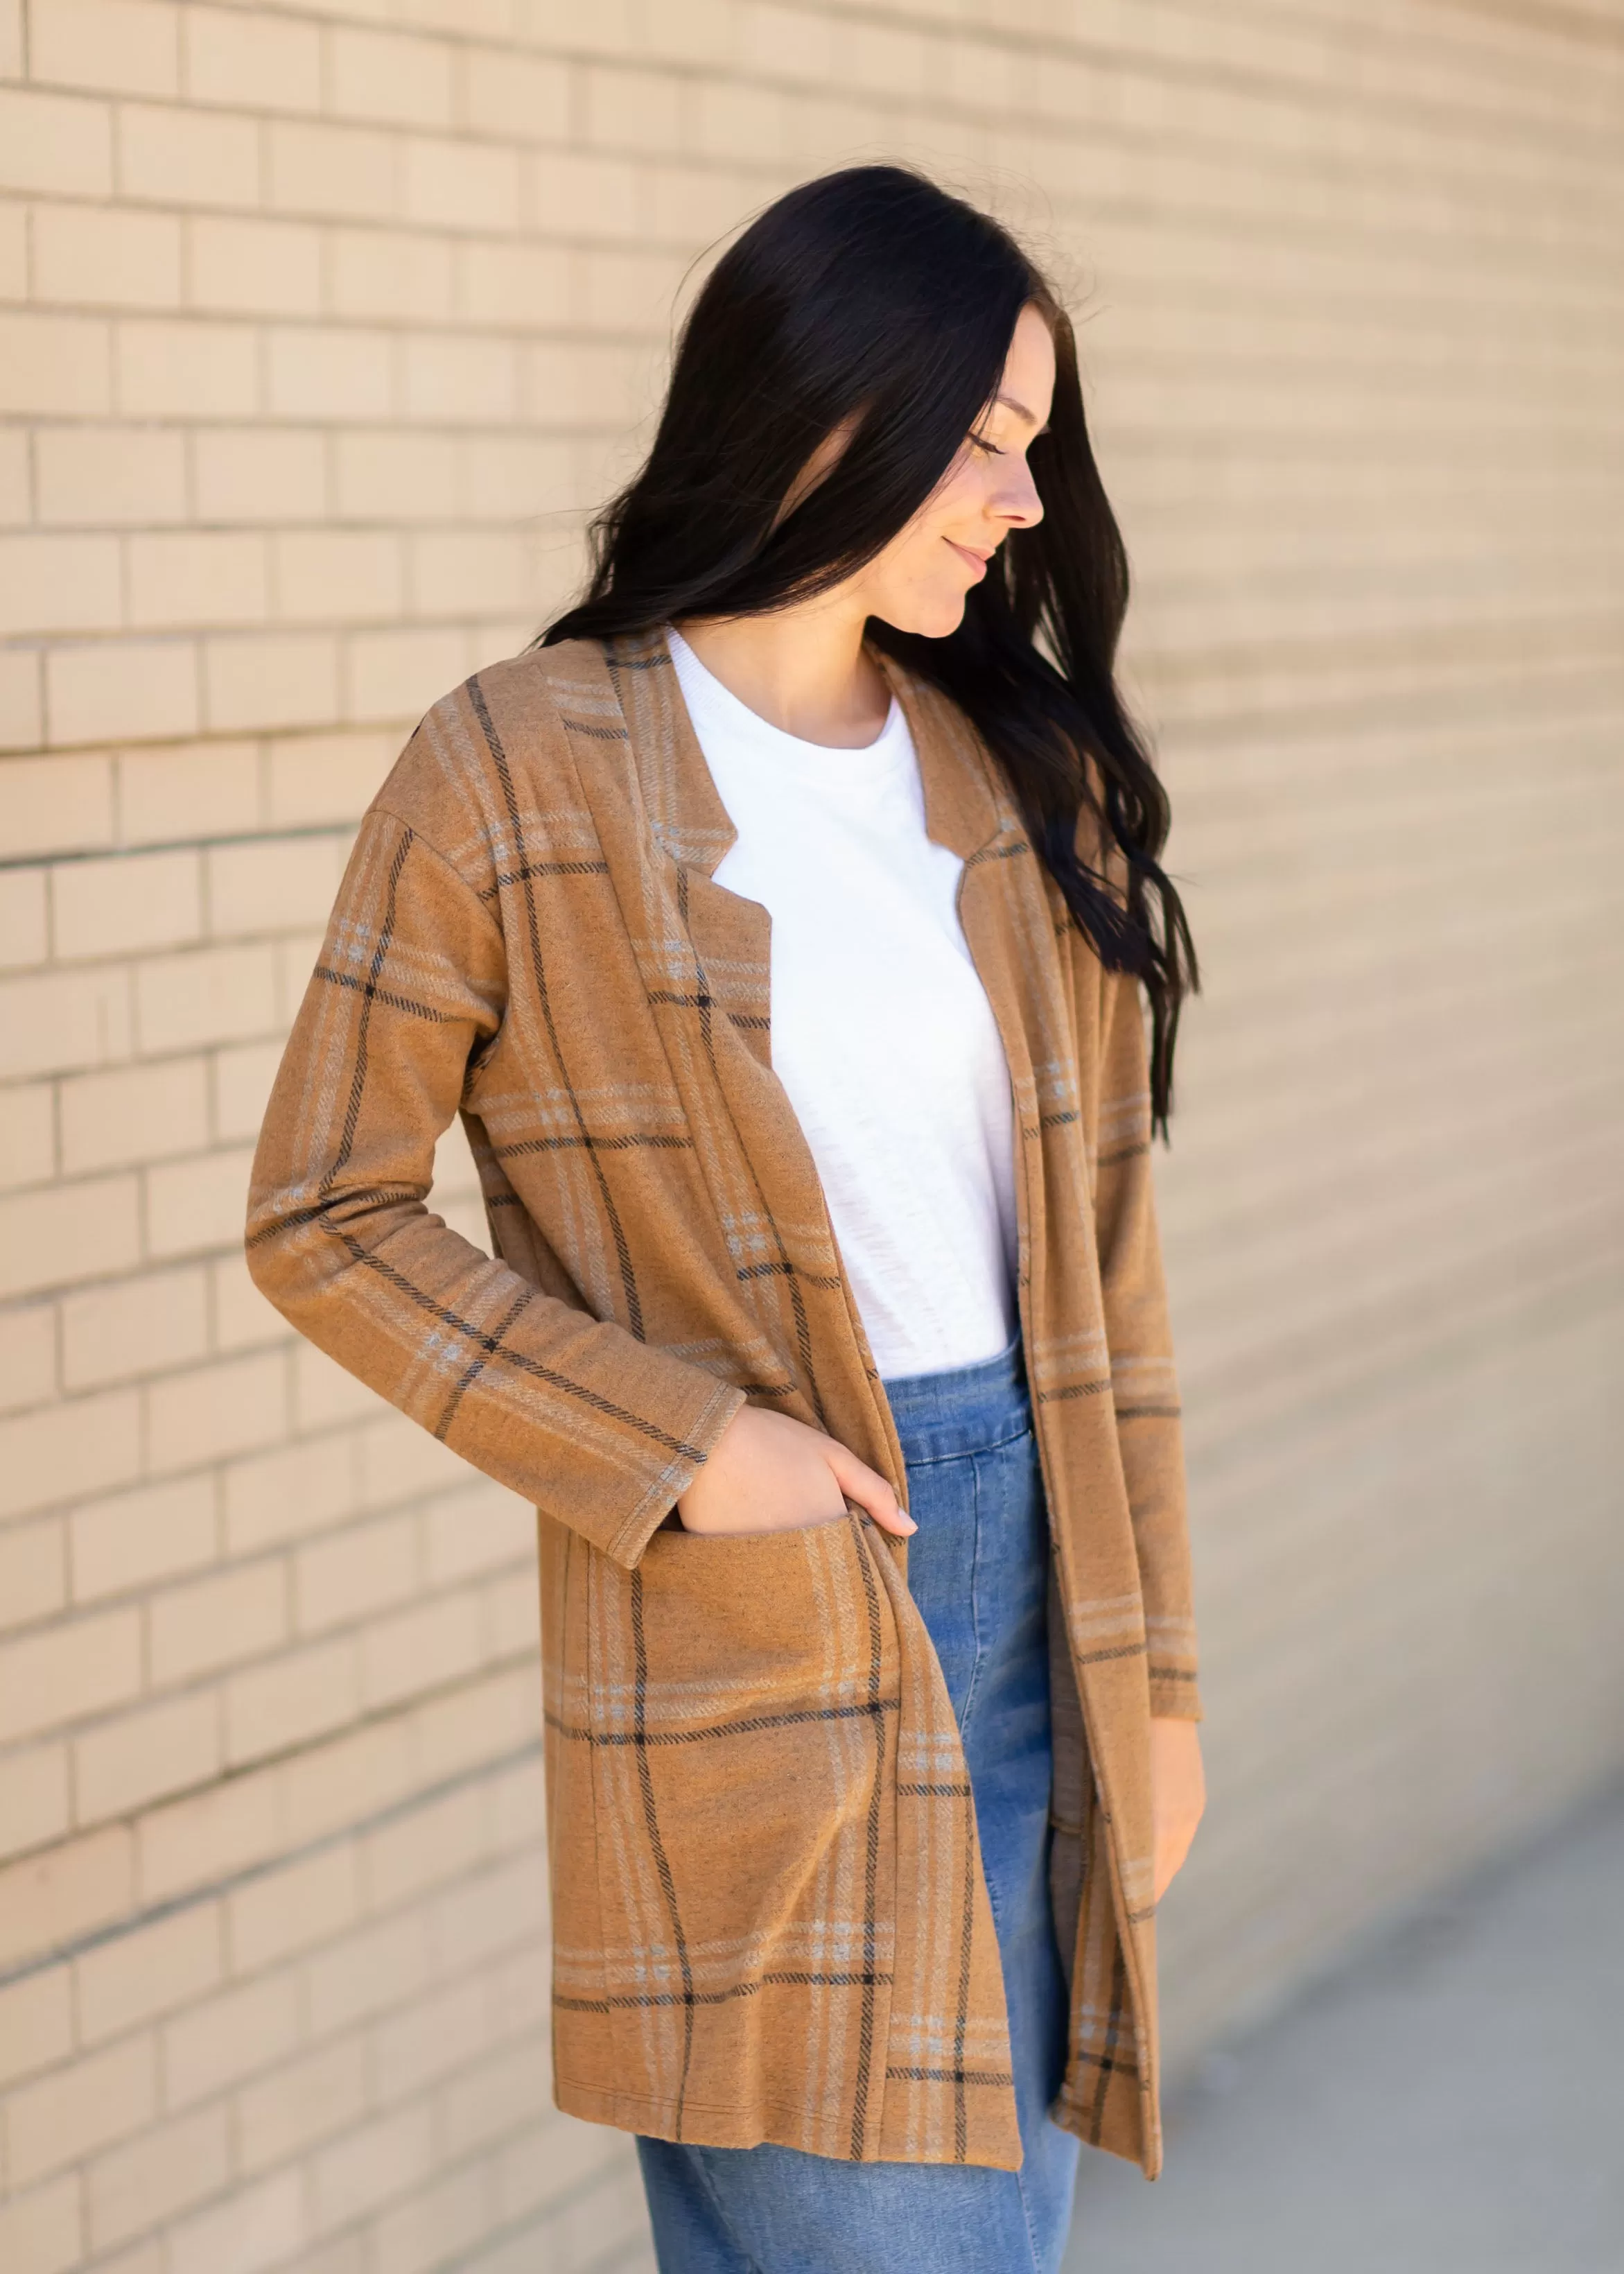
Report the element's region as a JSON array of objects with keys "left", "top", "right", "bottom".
[{"left": 880, "top": 1328, "right": 1033, "bottom": 1466}]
